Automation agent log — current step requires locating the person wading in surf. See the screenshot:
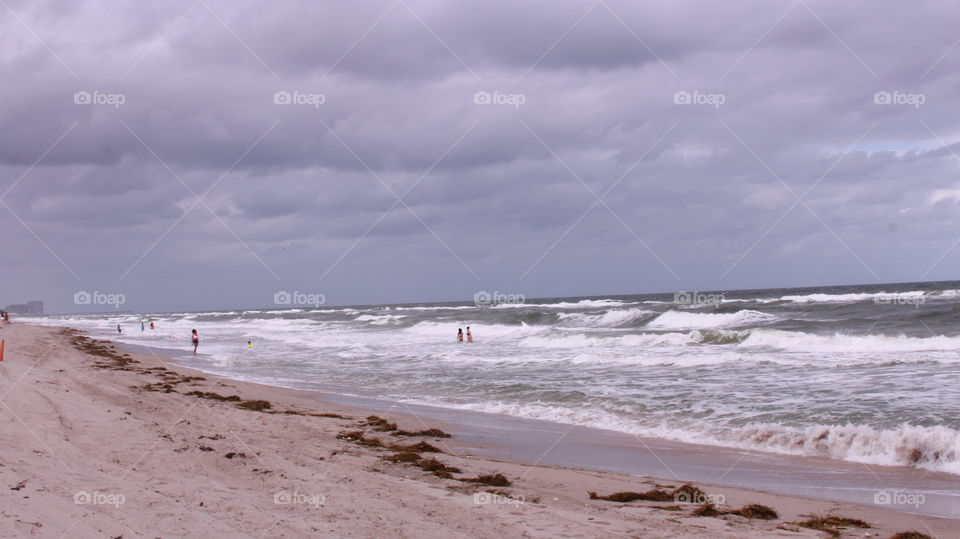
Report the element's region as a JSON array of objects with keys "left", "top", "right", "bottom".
[
  {"left": 457, "top": 328, "right": 464, "bottom": 343},
  {"left": 466, "top": 326, "right": 473, "bottom": 343},
  {"left": 192, "top": 329, "right": 200, "bottom": 353}
]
